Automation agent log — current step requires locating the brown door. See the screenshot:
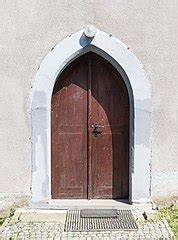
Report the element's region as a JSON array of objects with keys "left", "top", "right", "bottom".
[{"left": 51, "top": 52, "right": 129, "bottom": 199}]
